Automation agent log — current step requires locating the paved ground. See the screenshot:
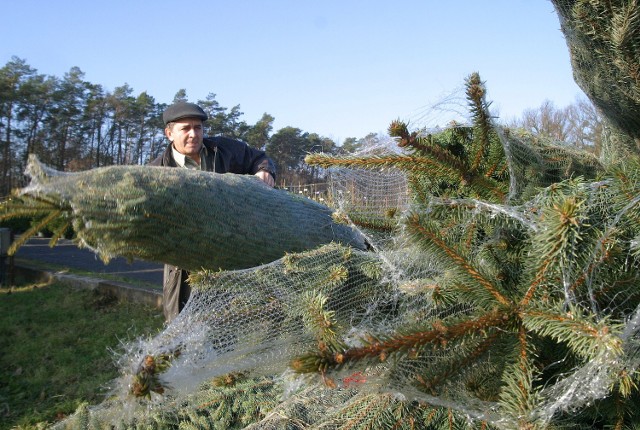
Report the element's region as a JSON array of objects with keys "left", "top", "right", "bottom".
[{"left": 11, "top": 237, "right": 163, "bottom": 287}]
